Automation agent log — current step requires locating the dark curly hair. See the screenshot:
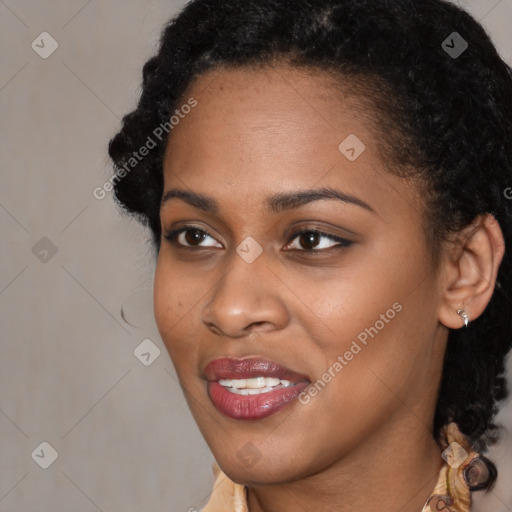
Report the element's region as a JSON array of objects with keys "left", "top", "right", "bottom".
[{"left": 108, "top": 0, "right": 512, "bottom": 489}]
